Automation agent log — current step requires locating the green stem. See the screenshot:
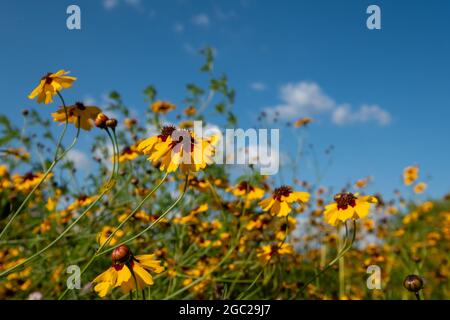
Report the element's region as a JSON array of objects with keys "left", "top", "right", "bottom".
[
  {"left": 58, "top": 172, "right": 184, "bottom": 300},
  {"left": 0, "top": 187, "right": 110, "bottom": 278},
  {"left": 0, "top": 125, "right": 114, "bottom": 278},
  {"left": 0, "top": 103, "right": 80, "bottom": 241},
  {"left": 291, "top": 220, "right": 357, "bottom": 299}
]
